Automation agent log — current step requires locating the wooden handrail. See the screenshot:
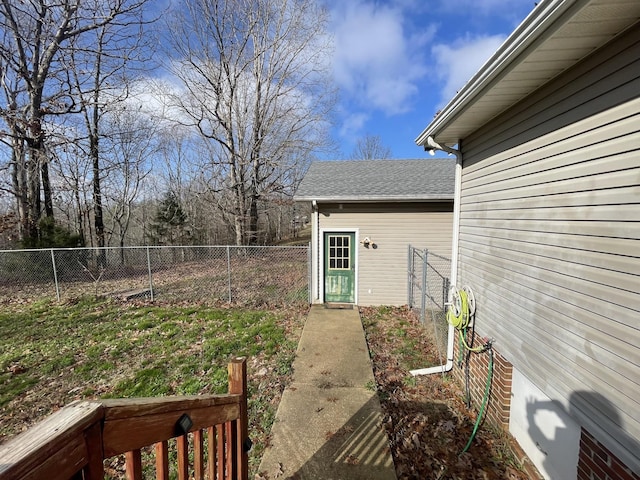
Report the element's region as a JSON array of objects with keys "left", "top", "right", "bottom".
[{"left": 0, "top": 357, "right": 249, "bottom": 480}]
